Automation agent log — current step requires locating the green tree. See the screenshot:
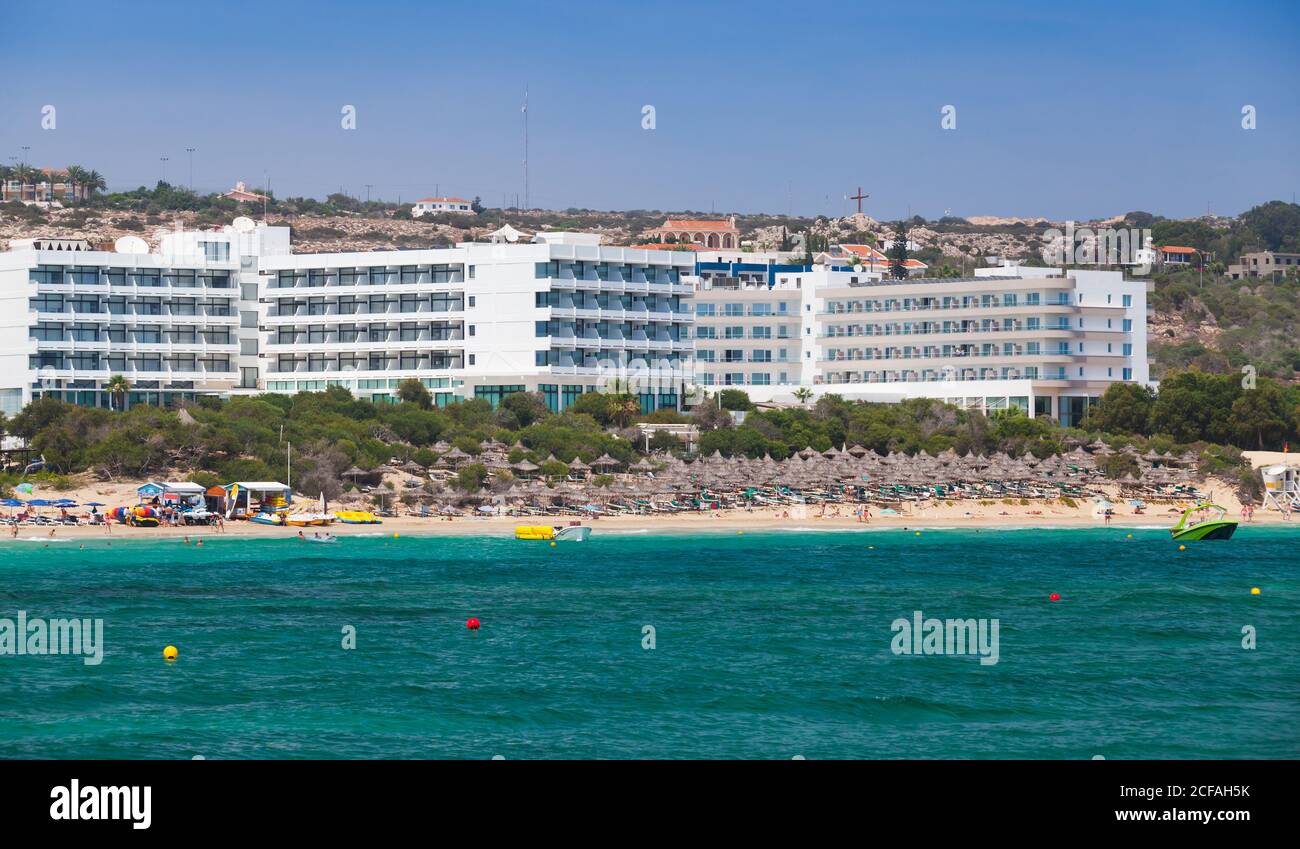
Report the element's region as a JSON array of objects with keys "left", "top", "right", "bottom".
[
  {"left": 888, "top": 221, "right": 910, "bottom": 280},
  {"left": 452, "top": 463, "right": 488, "bottom": 493},
  {"left": 396, "top": 378, "right": 432, "bottom": 409},
  {"left": 1090, "top": 382, "right": 1156, "bottom": 436},
  {"left": 718, "top": 388, "right": 753, "bottom": 411},
  {"left": 1228, "top": 383, "right": 1291, "bottom": 449}
]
